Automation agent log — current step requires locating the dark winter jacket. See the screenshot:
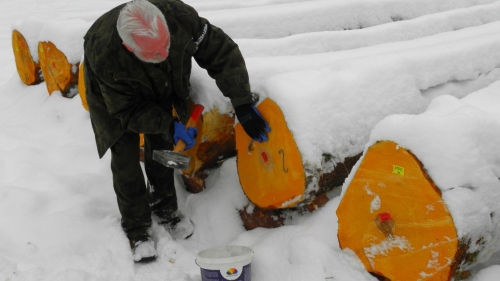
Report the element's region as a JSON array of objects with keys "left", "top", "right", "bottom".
[{"left": 83, "top": 0, "right": 256, "bottom": 158}]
